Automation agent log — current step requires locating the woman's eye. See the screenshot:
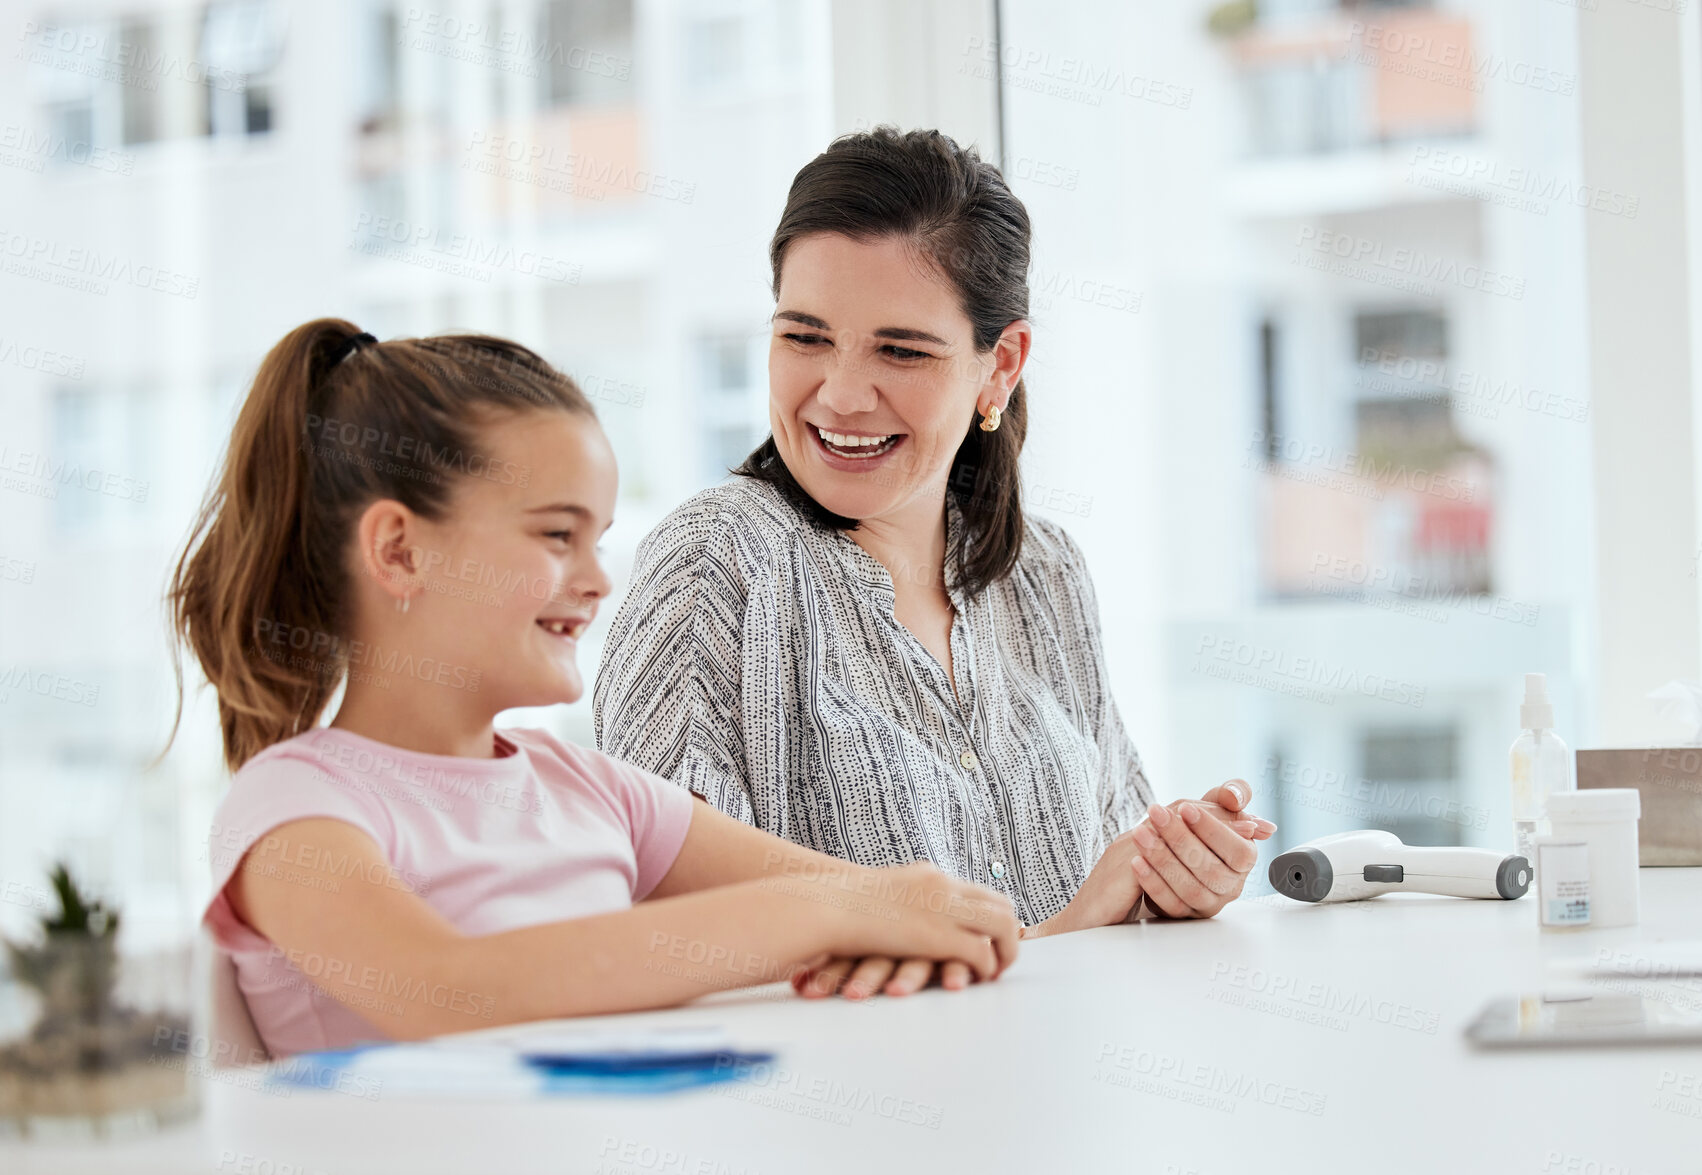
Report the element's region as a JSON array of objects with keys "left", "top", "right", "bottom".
[
  {"left": 782, "top": 332, "right": 828, "bottom": 346},
  {"left": 545, "top": 531, "right": 575, "bottom": 544},
  {"left": 881, "top": 345, "right": 931, "bottom": 361}
]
